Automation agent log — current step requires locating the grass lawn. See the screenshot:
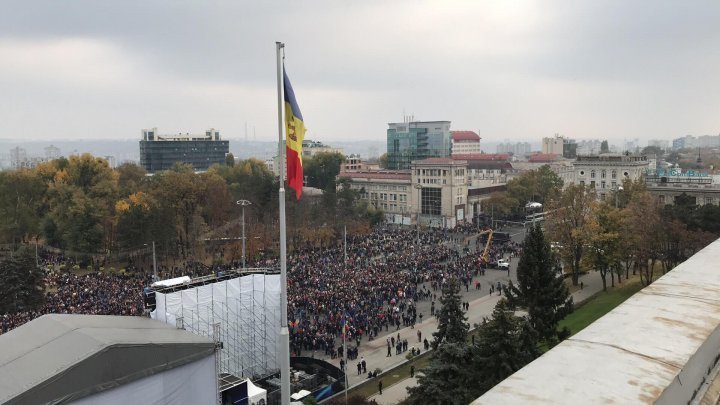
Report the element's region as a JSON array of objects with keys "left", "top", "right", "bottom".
[{"left": 559, "top": 277, "right": 645, "bottom": 336}]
